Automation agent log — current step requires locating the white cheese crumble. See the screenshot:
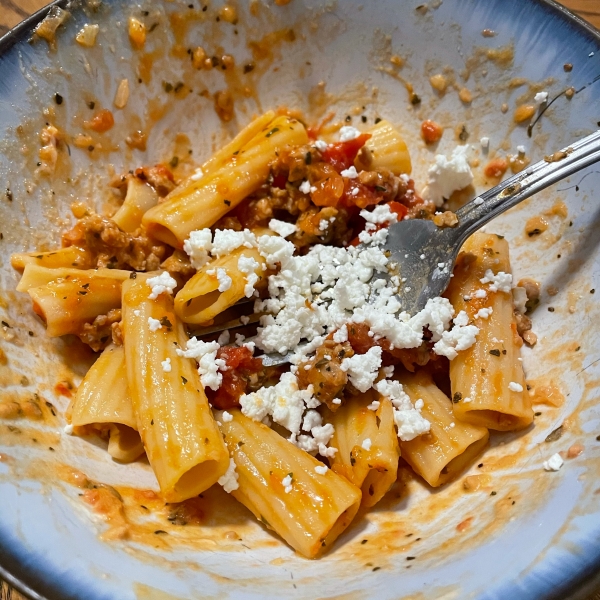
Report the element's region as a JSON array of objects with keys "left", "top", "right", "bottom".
[
  {"left": 218, "top": 330, "right": 230, "bottom": 346},
  {"left": 63, "top": 423, "right": 74, "bottom": 435},
  {"left": 148, "top": 317, "right": 162, "bottom": 332},
  {"left": 422, "top": 145, "right": 474, "bottom": 207},
  {"left": 314, "top": 465, "right": 328, "bottom": 475},
  {"left": 299, "top": 180, "right": 312, "bottom": 194},
  {"left": 433, "top": 311, "right": 479, "bottom": 360},
  {"left": 238, "top": 255, "right": 260, "bottom": 298},
  {"left": 341, "top": 346, "right": 382, "bottom": 393},
  {"left": 473, "top": 289, "right": 488, "bottom": 299},
  {"left": 480, "top": 137, "right": 490, "bottom": 150},
  {"left": 190, "top": 167, "right": 204, "bottom": 181},
  {"left": 480, "top": 269, "right": 512, "bottom": 293},
  {"left": 474, "top": 307, "right": 493, "bottom": 320},
  {"left": 269, "top": 218, "right": 298, "bottom": 238},
  {"left": 147, "top": 271, "right": 178, "bottom": 300},
  {"left": 176, "top": 338, "right": 225, "bottom": 391},
  {"left": 282, "top": 474, "right": 293, "bottom": 493},
  {"left": 215, "top": 268, "right": 232, "bottom": 292},
  {"left": 133, "top": 310, "right": 141, "bottom": 317},
  {"left": 543, "top": 453, "right": 564, "bottom": 472},
  {"left": 508, "top": 381, "right": 524, "bottom": 393},
  {"left": 218, "top": 457, "right": 239, "bottom": 492},
  {"left": 313, "top": 139, "right": 328, "bottom": 151},
  {"left": 183, "top": 229, "right": 212, "bottom": 269},
  {"left": 534, "top": 91, "right": 548, "bottom": 105},
  {"left": 367, "top": 400, "right": 380, "bottom": 411},
  {"left": 333, "top": 324, "right": 348, "bottom": 343},
  {"left": 340, "top": 165, "right": 359, "bottom": 179},
  {"left": 375, "top": 379, "right": 430, "bottom": 441},
  {"left": 339, "top": 126, "right": 361, "bottom": 141},
  {"left": 161, "top": 358, "right": 172, "bottom": 372},
  {"left": 360, "top": 204, "right": 398, "bottom": 225},
  {"left": 361, "top": 438, "right": 372, "bottom": 451},
  {"left": 517, "top": 145, "right": 526, "bottom": 154}
]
